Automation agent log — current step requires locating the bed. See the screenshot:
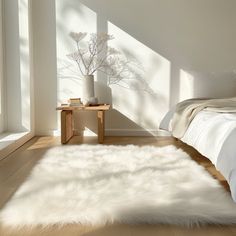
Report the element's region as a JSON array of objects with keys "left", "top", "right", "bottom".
[{"left": 160, "top": 98, "right": 236, "bottom": 202}]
